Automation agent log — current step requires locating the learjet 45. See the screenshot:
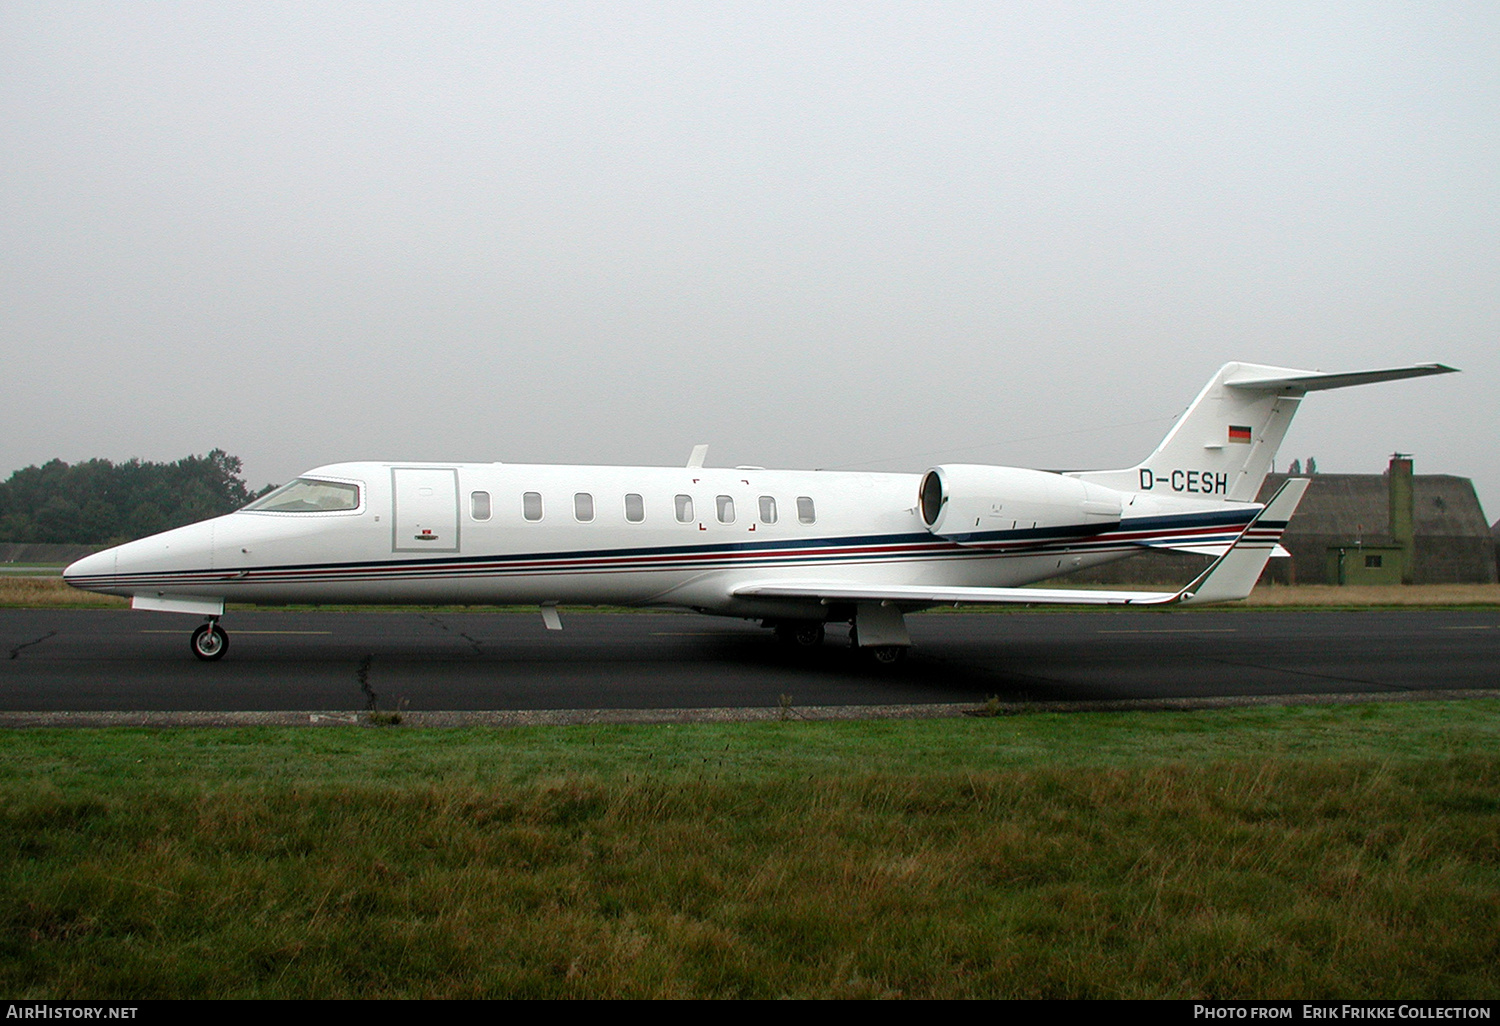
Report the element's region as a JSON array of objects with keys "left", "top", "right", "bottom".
[{"left": 63, "top": 361, "right": 1455, "bottom": 661}]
